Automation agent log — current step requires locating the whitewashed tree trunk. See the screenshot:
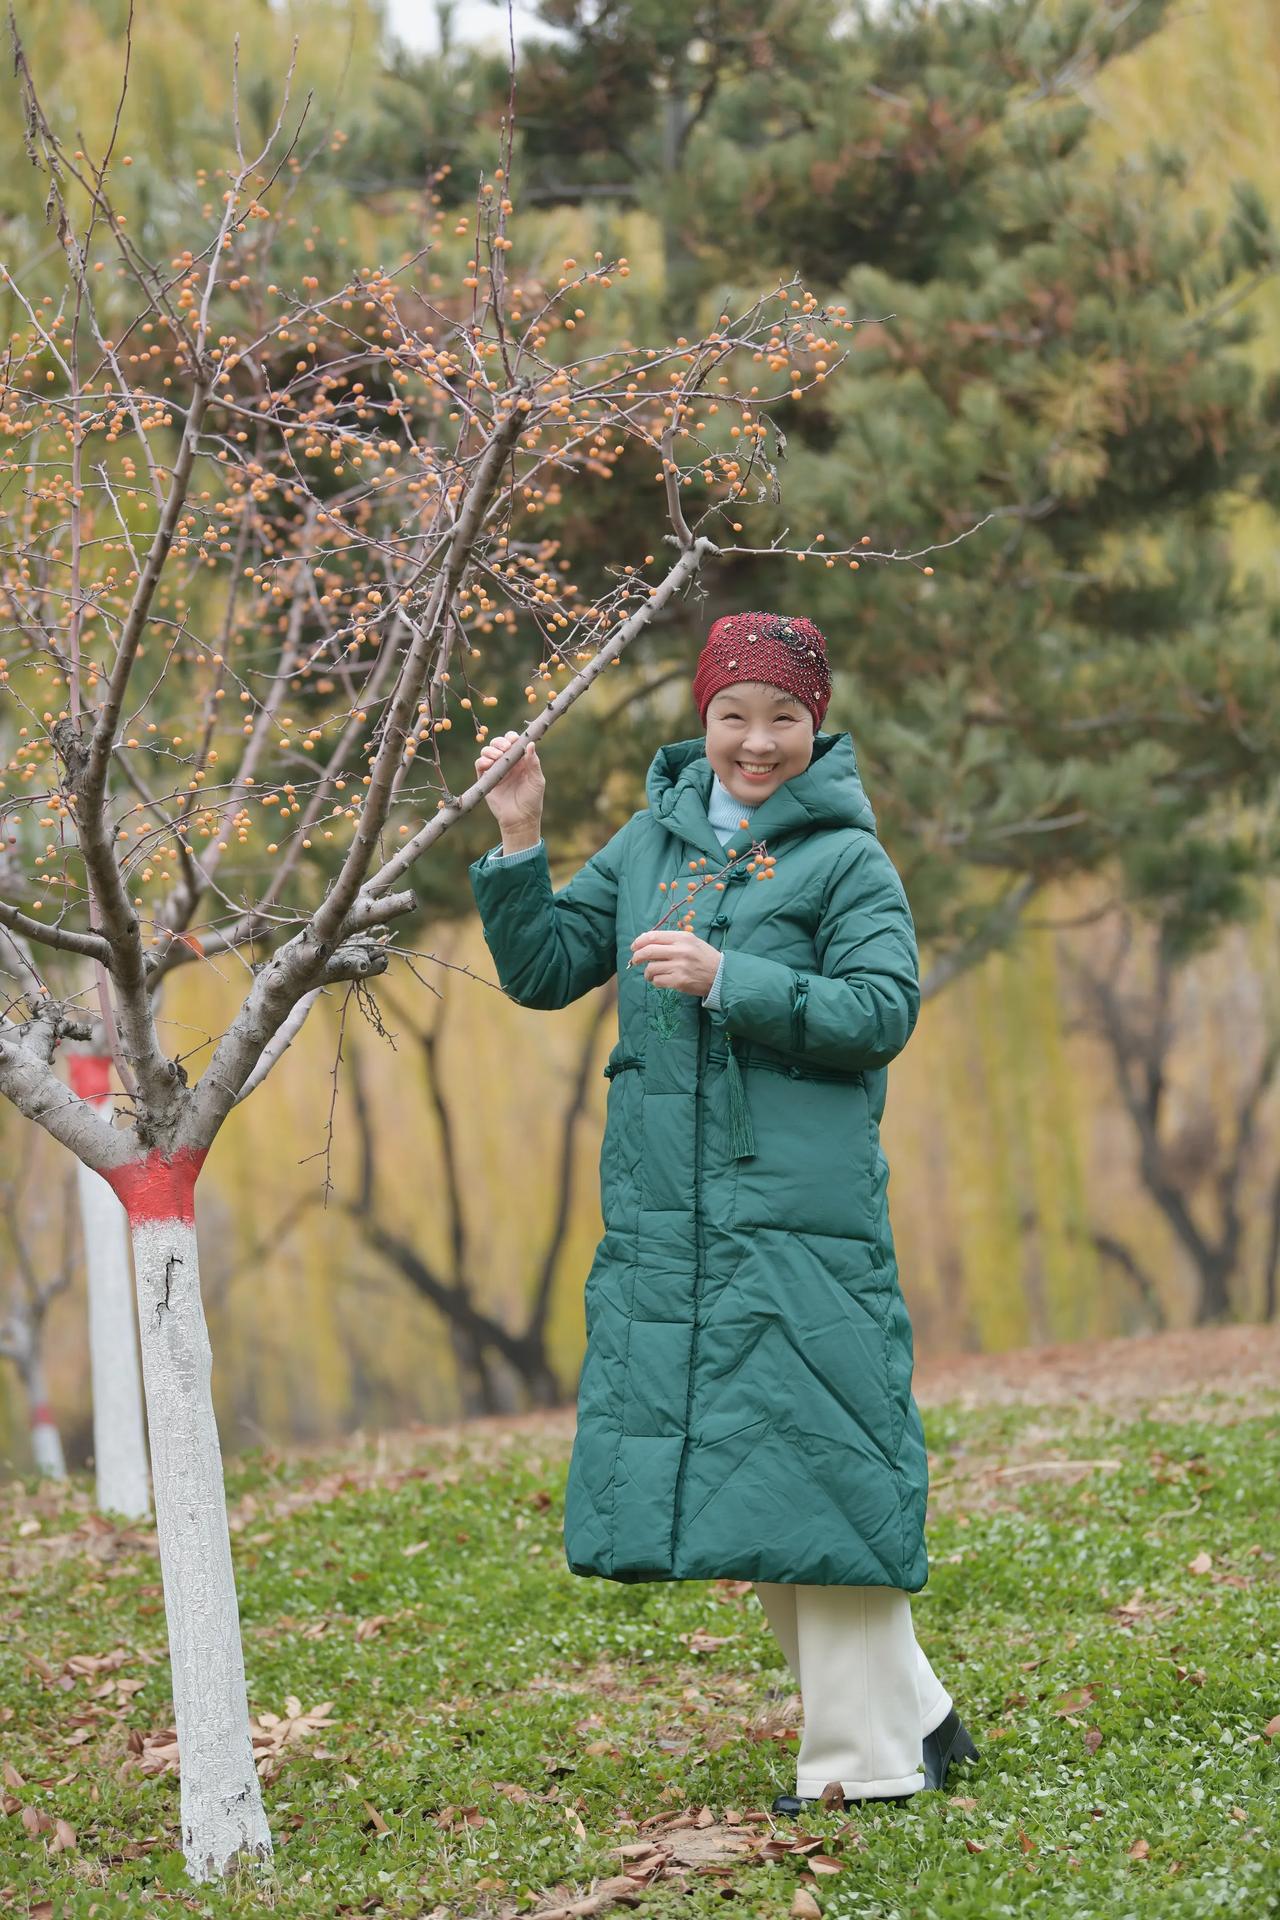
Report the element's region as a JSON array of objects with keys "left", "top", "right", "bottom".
[
  {"left": 68, "top": 1055, "right": 150, "bottom": 1519},
  {"left": 0, "top": 1303, "right": 68, "bottom": 1479},
  {"left": 25, "top": 1348, "right": 66, "bottom": 1479},
  {"left": 115, "top": 1159, "right": 271, "bottom": 1879}
]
